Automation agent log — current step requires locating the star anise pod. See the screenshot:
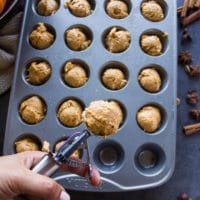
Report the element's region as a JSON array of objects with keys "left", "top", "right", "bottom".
[
  {"left": 186, "top": 90, "right": 199, "bottom": 105},
  {"left": 178, "top": 51, "right": 192, "bottom": 65},
  {"left": 190, "top": 108, "right": 200, "bottom": 120},
  {"left": 181, "top": 29, "right": 192, "bottom": 43}
]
